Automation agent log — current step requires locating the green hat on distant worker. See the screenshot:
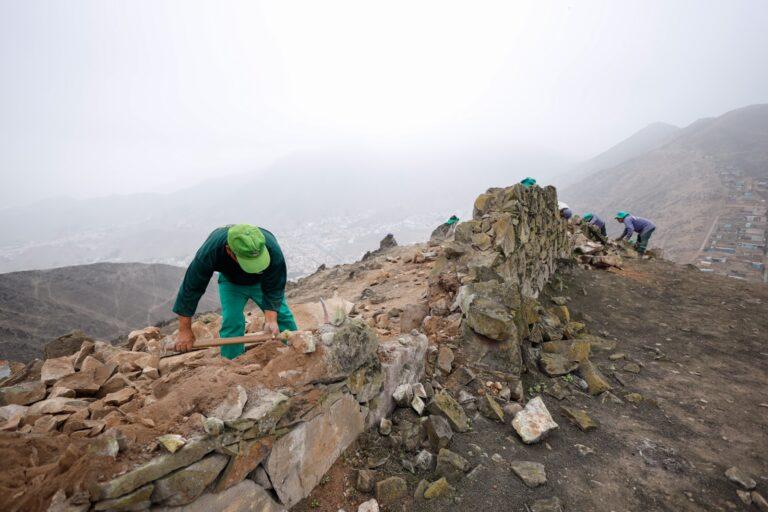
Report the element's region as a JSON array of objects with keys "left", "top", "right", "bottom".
[
  {"left": 520, "top": 177, "right": 537, "bottom": 188},
  {"left": 615, "top": 211, "right": 630, "bottom": 220},
  {"left": 583, "top": 213, "right": 594, "bottom": 221},
  {"left": 227, "top": 224, "right": 270, "bottom": 274}
]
